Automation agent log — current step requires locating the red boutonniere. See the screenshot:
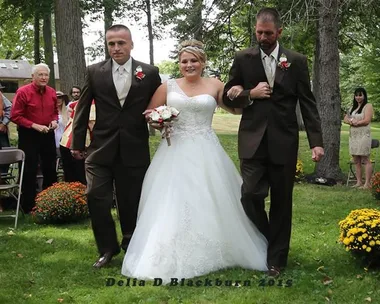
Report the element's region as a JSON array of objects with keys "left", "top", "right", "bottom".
[
  {"left": 135, "top": 65, "right": 145, "bottom": 81},
  {"left": 278, "top": 53, "right": 291, "bottom": 70}
]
